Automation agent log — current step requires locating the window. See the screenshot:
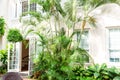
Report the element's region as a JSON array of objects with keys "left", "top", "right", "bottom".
[
  {"left": 22, "top": 1, "right": 36, "bottom": 13},
  {"left": 30, "top": 3, "right": 36, "bottom": 11},
  {"left": 109, "top": 29, "right": 120, "bottom": 62},
  {"left": 75, "top": 30, "right": 89, "bottom": 62},
  {"left": 77, "top": 31, "right": 89, "bottom": 51},
  {"left": 22, "top": 1, "right": 28, "bottom": 13}
]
